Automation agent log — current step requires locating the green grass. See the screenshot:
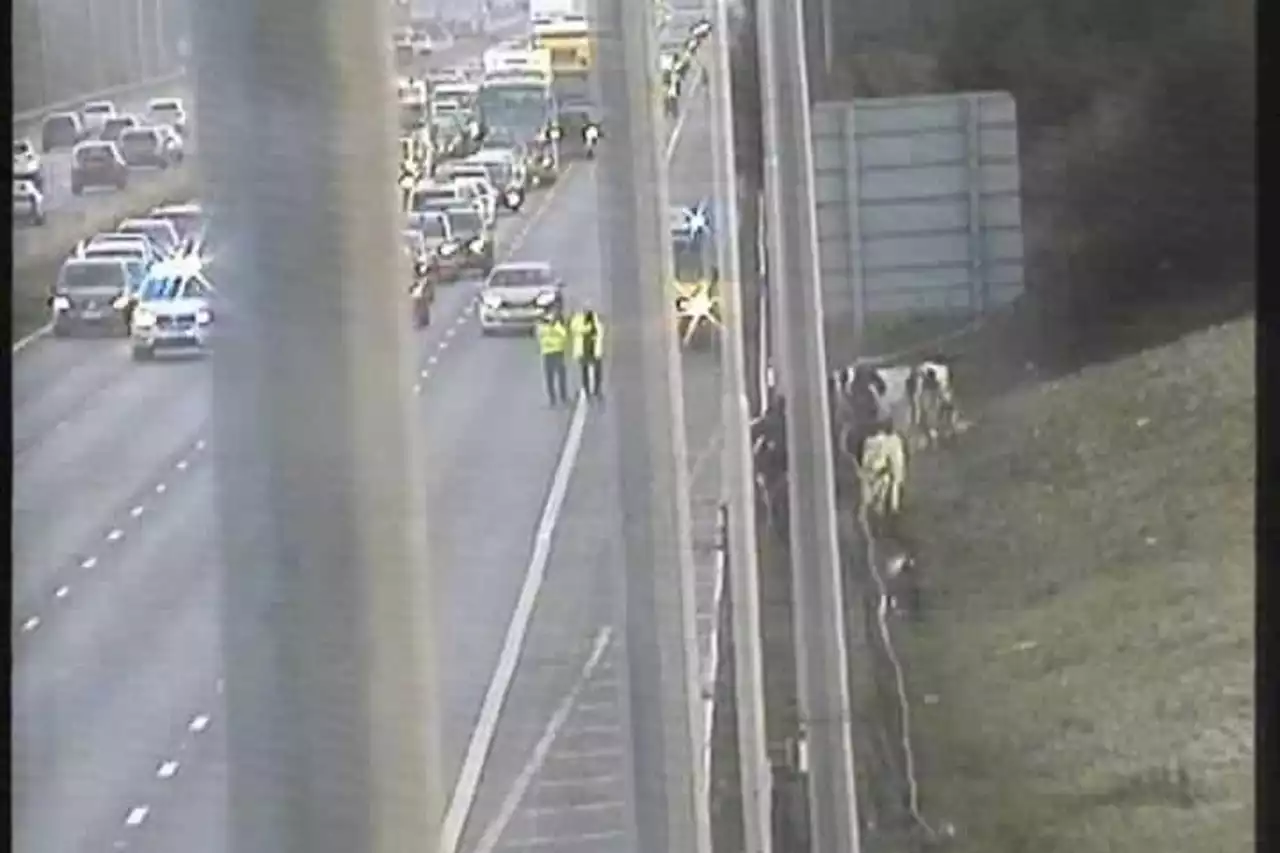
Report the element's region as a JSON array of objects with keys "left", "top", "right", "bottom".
[{"left": 893, "top": 315, "right": 1254, "bottom": 851}]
